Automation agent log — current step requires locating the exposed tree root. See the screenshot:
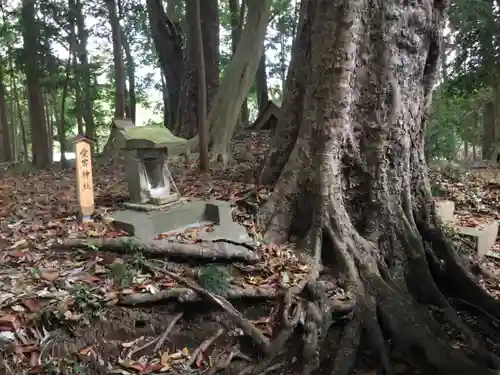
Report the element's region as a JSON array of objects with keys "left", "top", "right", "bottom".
[
  {"left": 53, "top": 237, "right": 260, "bottom": 263},
  {"left": 255, "top": 189, "right": 500, "bottom": 375},
  {"left": 144, "top": 261, "right": 271, "bottom": 356},
  {"left": 329, "top": 315, "right": 361, "bottom": 375},
  {"left": 119, "top": 285, "right": 280, "bottom": 305}
]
